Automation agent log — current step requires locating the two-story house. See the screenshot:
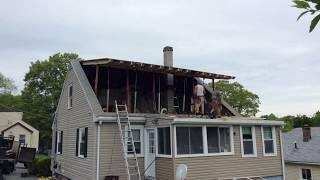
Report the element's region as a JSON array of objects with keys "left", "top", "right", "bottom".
[{"left": 51, "top": 47, "right": 284, "bottom": 180}]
